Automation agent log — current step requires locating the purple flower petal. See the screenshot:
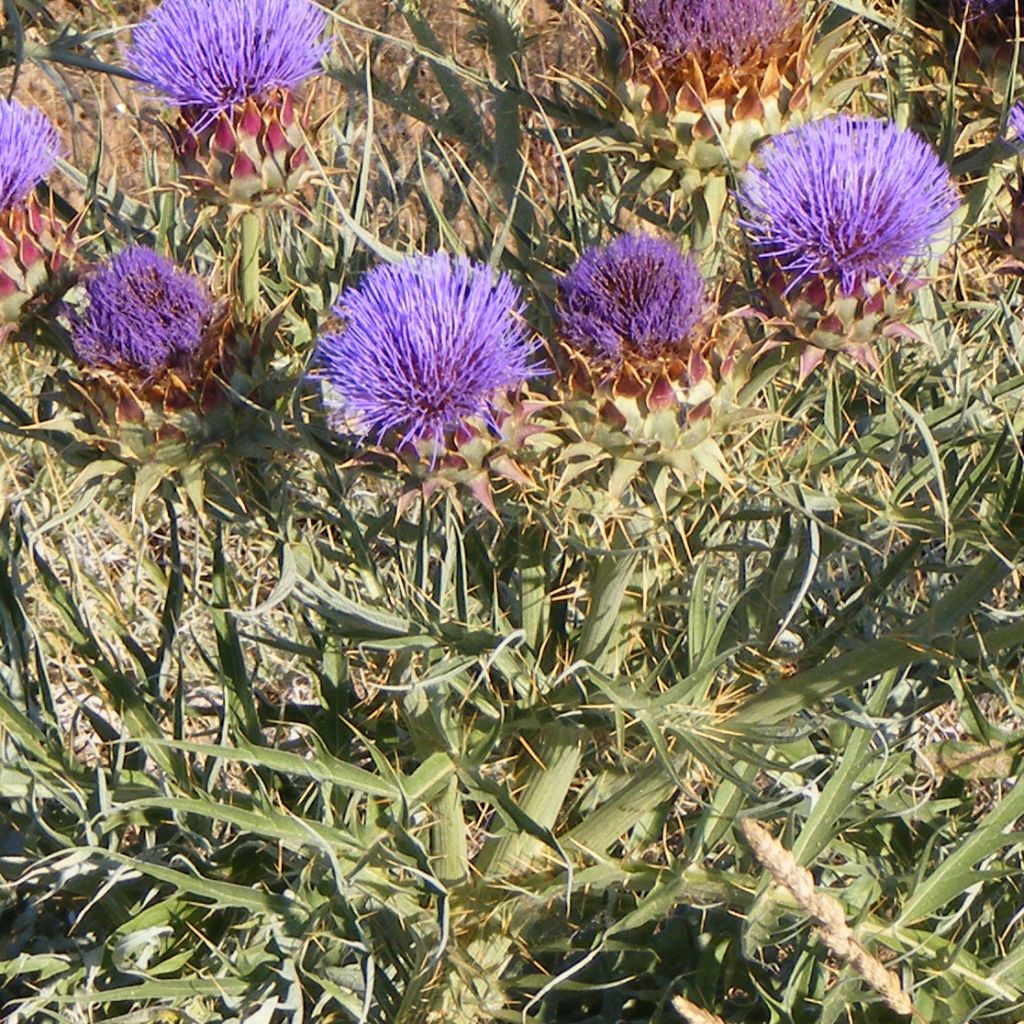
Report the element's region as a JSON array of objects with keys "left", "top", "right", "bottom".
[
  {"left": 630, "top": 0, "right": 802, "bottom": 67},
  {"left": 128, "top": 0, "right": 328, "bottom": 119},
  {"left": 738, "top": 115, "right": 959, "bottom": 293},
  {"left": 316, "top": 253, "right": 538, "bottom": 452},
  {"left": 1007, "top": 102, "right": 1024, "bottom": 147},
  {"left": 72, "top": 247, "right": 214, "bottom": 375},
  {"left": 557, "top": 234, "right": 706, "bottom": 363},
  {"left": 0, "top": 99, "right": 58, "bottom": 212}
]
